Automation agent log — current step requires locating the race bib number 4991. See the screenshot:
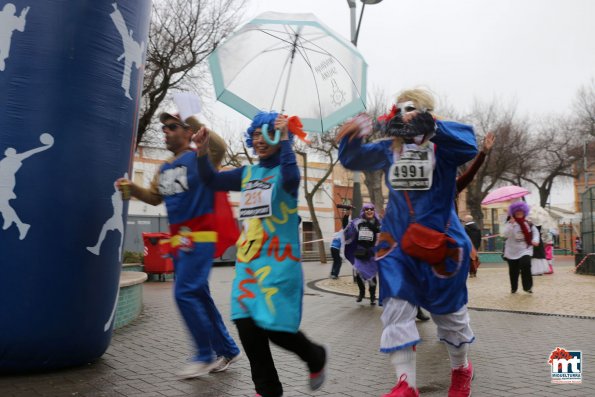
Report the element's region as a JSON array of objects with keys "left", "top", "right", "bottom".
[
  {"left": 389, "top": 146, "right": 434, "bottom": 190},
  {"left": 239, "top": 180, "right": 274, "bottom": 219}
]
